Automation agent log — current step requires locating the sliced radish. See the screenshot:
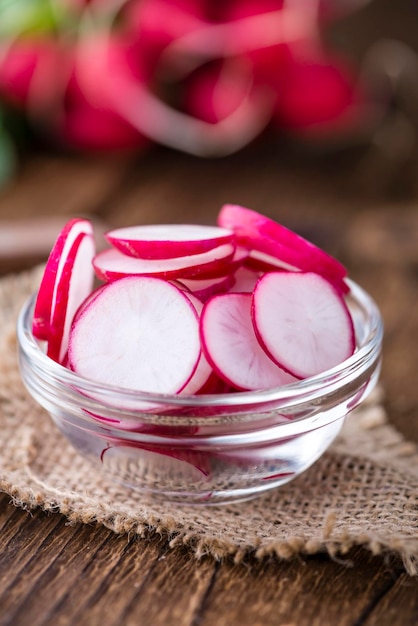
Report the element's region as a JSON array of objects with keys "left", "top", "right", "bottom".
[
  {"left": 196, "top": 371, "right": 232, "bottom": 394},
  {"left": 93, "top": 243, "right": 235, "bottom": 282},
  {"left": 177, "top": 273, "right": 235, "bottom": 301},
  {"left": 200, "top": 292, "right": 298, "bottom": 391},
  {"left": 245, "top": 251, "right": 350, "bottom": 294},
  {"left": 176, "top": 291, "right": 214, "bottom": 395},
  {"left": 229, "top": 266, "right": 261, "bottom": 293},
  {"left": 32, "top": 218, "right": 93, "bottom": 339},
  {"left": 69, "top": 276, "right": 201, "bottom": 394},
  {"left": 47, "top": 231, "right": 95, "bottom": 364},
  {"left": 245, "top": 249, "right": 299, "bottom": 273},
  {"left": 225, "top": 245, "right": 250, "bottom": 272},
  {"left": 218, "top": 204, "right": 347, "bottom": 283},
  {"left": 252, "top": 272, "right": 355, "bottom": 379},
  {"left": 105, "top": 223, "right": 235, "bottom": 259}
]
